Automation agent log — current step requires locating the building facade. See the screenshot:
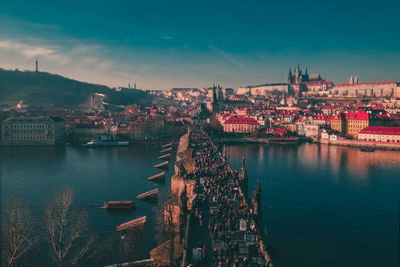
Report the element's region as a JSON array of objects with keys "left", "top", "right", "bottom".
[
  {"left": 223, "top": 116, "right": 260, "bottom": 133},
  {"left": 1, "top": 116, "right": 65, "bottom": 145},
  {"left": 330, "top": 112, "right": 369, "bottom": 137},
  {"left": 330, "top": 81, "right": 399, "bottom": 98},
  {"left": 237, "top": 83, "right": 289, "bottom": 96},
  {"left": 358, "top": 127, "right": 400, "bottom": 143}
]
